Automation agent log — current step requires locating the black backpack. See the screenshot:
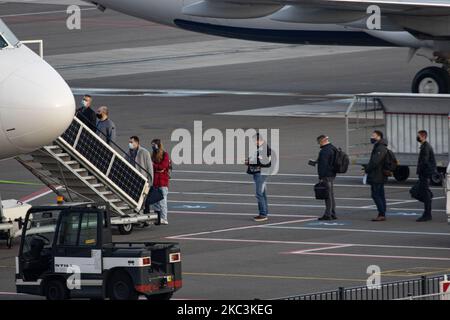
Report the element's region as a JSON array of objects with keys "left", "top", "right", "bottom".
[
  {"left": 384, "top": 149, "right": 398, "bottom": 174},
  {"left": 333, "top": 147, "right": 349, "bottom": 174}
]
